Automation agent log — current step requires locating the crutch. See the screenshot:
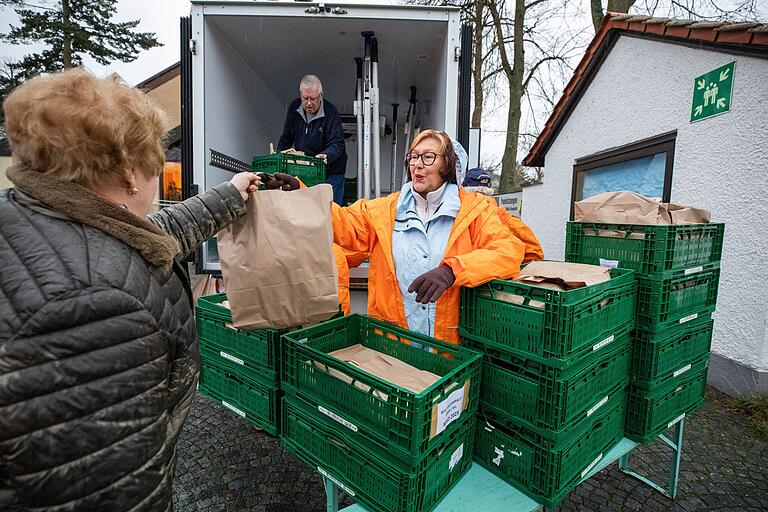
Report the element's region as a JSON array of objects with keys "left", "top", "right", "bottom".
[
  {"left": 389, "top": 103, "right": 399, "bottom": 194},
  {"left": 354, "top": 57, "right": 363, "bottom": 200},
  {"left": 401, "top": 86, "right": 417, "bottom": 186}
]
